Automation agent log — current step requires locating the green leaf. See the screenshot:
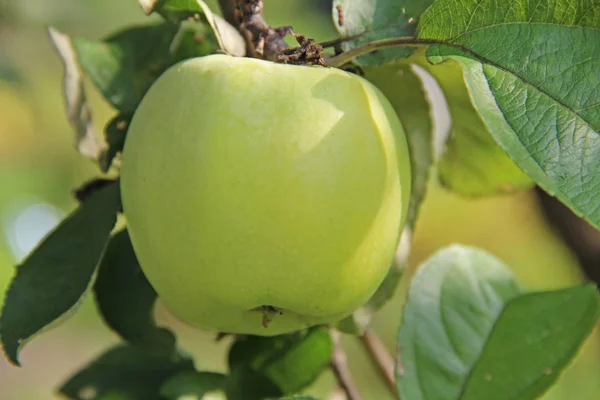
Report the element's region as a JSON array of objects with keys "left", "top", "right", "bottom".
[
  {"left": 332, "top": 0, "right": 433, "bottom": 66},
  {"left": 337, "top": 61, "right": 434, "bottom": 333},
  {"left": 0, "top": 182, "right": 120, "bottom": 366},
  {"left": 141, "top": 0, "right": 246, "bottom": 57},
  {"left": 160, "top": 371, "right": 227, "bottom": 399},
  {"left": 55, "top": 20, "right": 219, "bottom": 118},
  {"left": 48, "top": 28, "right": 106, "bottom": 161},
  {"left": 69, "top": 23, "right": 180, "bottom": 113},
  {"left": 460, "top": 284, "right": 600, "bottom": 400},
  {"left": 397, "top": 245, "right": 522, "bottom": 400},
  {"left": 93, "top": 23, "right": 217, "bottom": 172},
  {"left": 59, "top": 345, "right": 194, "bottom": 400},
  {"left": 93, "top": 229, "right": 175, "bottom": 353},
  {"left": 417, "top": 0, "right": 600, "bottom": 228},
  {"left": 410, "top": 50, "right": 533, "bottom": 196},
  {"left": 226, "top": 367, "right": 282, "bottom": 400},
  {"left": 99, "top": 113, "right": 133, "bottom": 172},
  {"left": 170, "top": 19, "right": 221, "bottom": 63},
  {"left": 228, "top": 327, "right": 333, "bottom": 395}
]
